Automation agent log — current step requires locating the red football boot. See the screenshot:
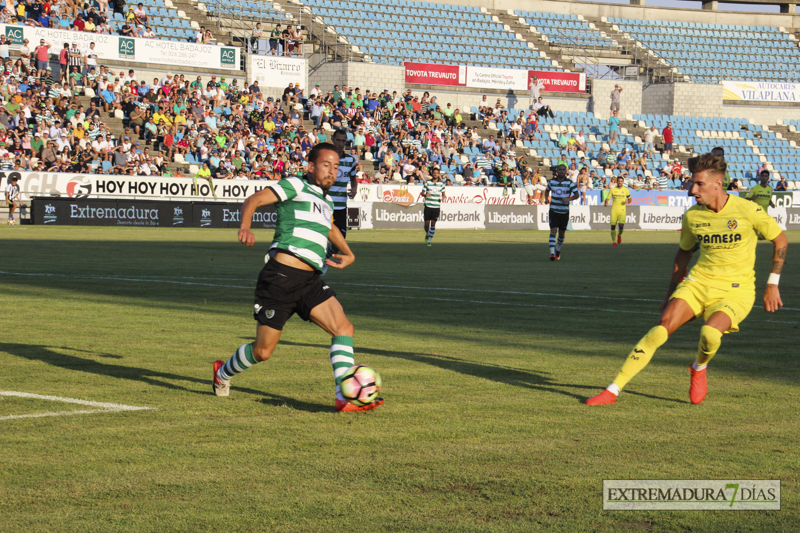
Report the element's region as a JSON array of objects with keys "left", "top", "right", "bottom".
[
  {"left": 586, "top": 390, "right": 618, "bottom": 406},
  {"left": 688, "top": 365, "right": 708, "bottom": 405}
]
